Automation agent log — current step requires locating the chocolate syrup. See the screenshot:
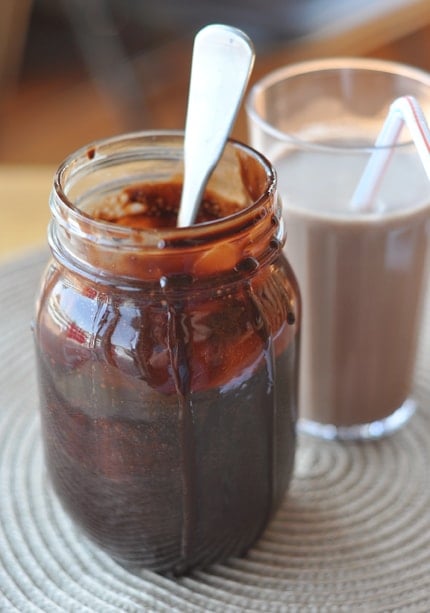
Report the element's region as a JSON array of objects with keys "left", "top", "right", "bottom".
[{"left": 34, "top": 135, "right": 300, "bottom": 574}]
